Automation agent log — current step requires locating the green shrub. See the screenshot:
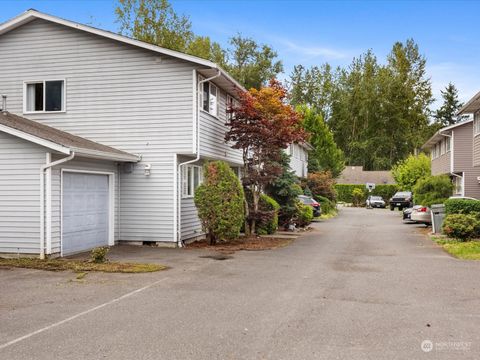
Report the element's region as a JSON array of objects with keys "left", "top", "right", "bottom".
[
  {"left": 335, "top": 184, "right": 398, "bottom": 204},
  {"left": 295, "top": 202, "right": 313, "bottom": 227},
  {"left": 194, "top": 161, "right": 245, "bottom": 245},
  {"left": 413, "top": 175, "right": 454, "bottom": 207},
  {"left": 314, "top": 195, "right": 336, "bottom": 215},
  {"left": 351, "top": 188, "right": 365, "bottom": 207},
  {"left": 445, "top": 198, "right": 480, "bottom": 215},
  {"left": 442, "top": 214, "right": 480, "bottom": 241},
  {"left": 90, "top": 247, "right": 109, "bottom": 263},
  {"left": 257, "top": 194, "right": 280, "bottom": 235}
]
